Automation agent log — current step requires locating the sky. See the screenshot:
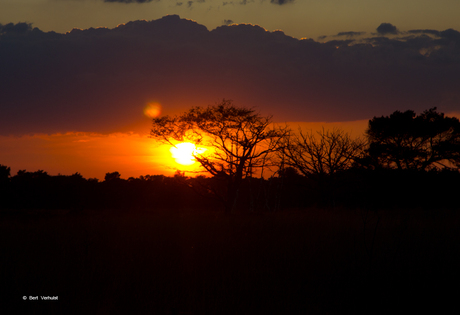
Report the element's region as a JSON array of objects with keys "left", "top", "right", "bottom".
[
  {"left": 1, "top": 0, "right": 460, "bottom": 179},
  {"left": 3, "top": 0, "right": 460, "bottom": 39}
]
